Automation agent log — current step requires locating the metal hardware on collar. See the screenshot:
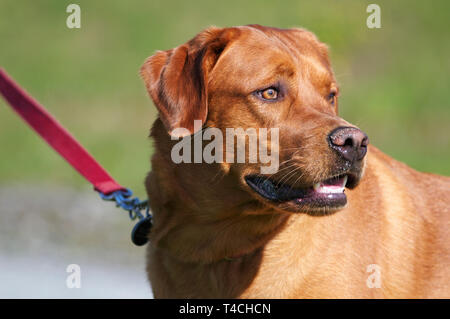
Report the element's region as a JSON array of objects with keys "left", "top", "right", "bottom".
[{"left": 99, "top": 189, "right": 152, "bottom": 246}]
